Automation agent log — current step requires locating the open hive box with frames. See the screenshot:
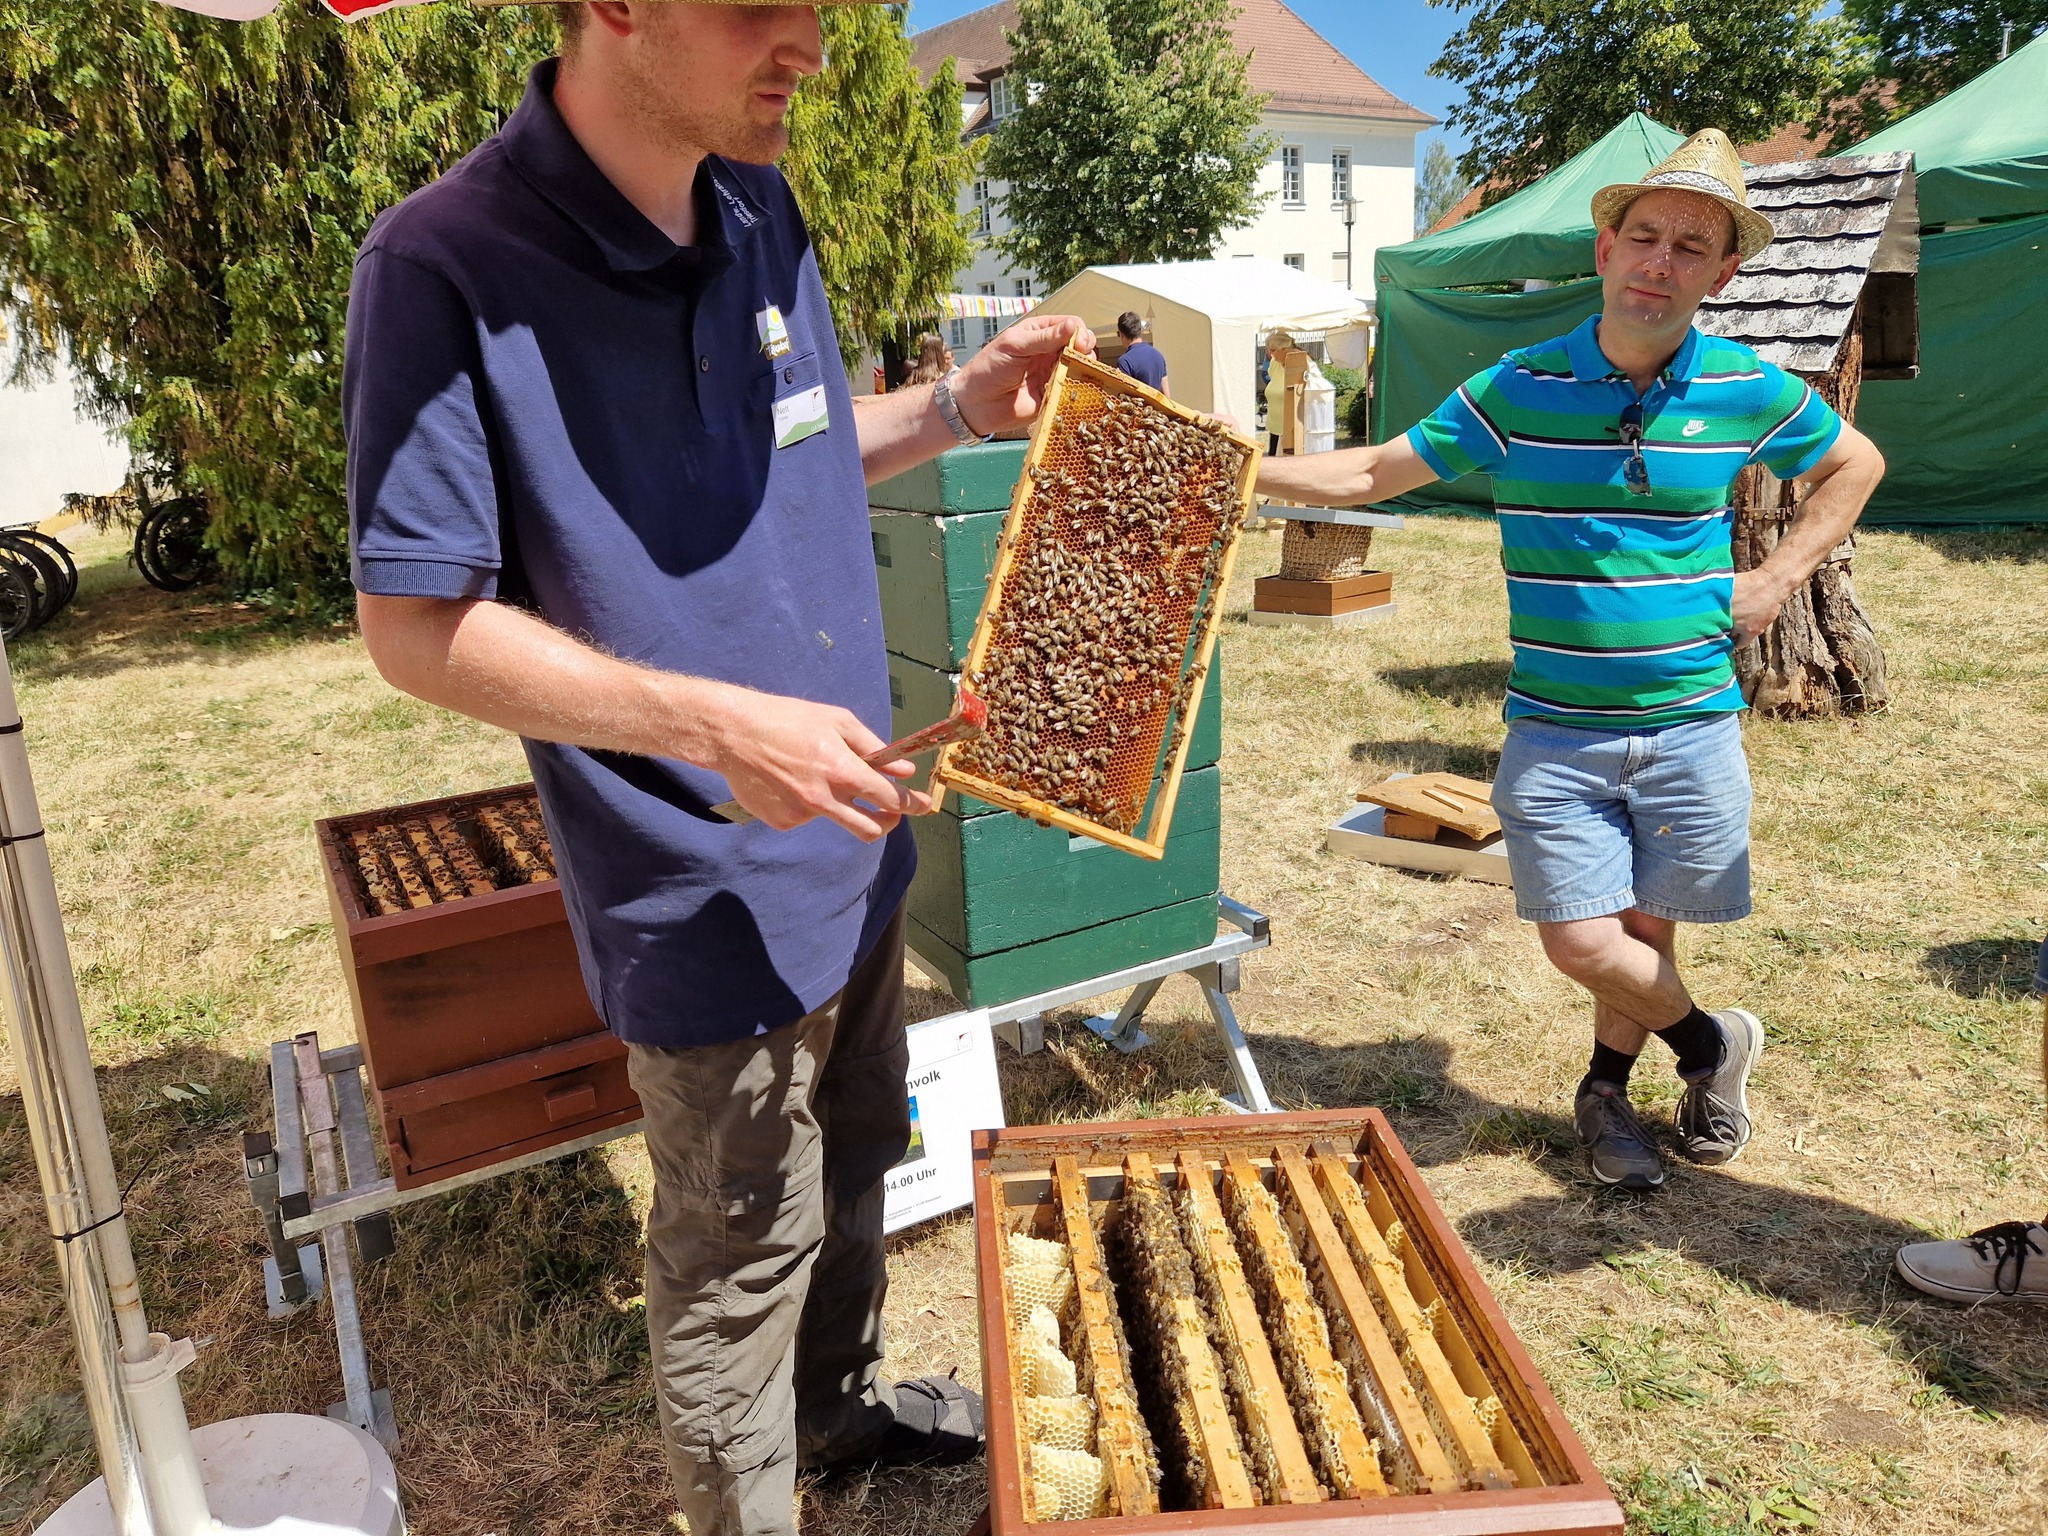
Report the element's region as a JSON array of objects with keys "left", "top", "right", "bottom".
[
  {"left": 975, "top": 1110, "right": 1625, "bottom": 1534},
  {"left": 934, "top": 351, "right": 1259, "bottom": 860}
]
